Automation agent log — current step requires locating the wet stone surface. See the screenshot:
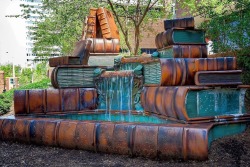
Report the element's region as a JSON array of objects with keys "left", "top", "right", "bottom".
[{"left": 1, "top": 125, "right": 250, "bottom": 167}]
